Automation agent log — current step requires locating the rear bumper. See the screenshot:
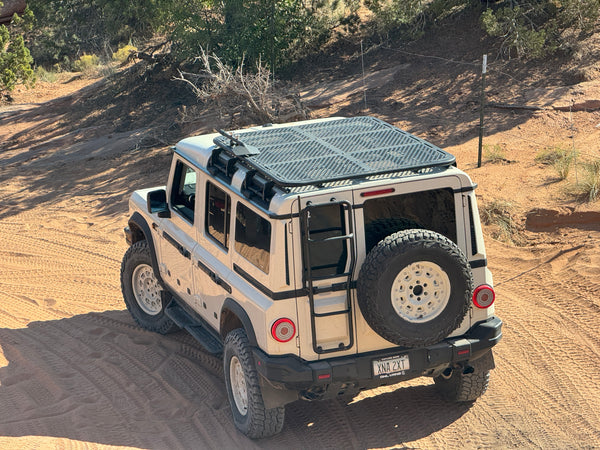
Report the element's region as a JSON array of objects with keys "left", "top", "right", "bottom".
[{"left": 252, "top": 316, "right": 502, "bottom": 393}]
